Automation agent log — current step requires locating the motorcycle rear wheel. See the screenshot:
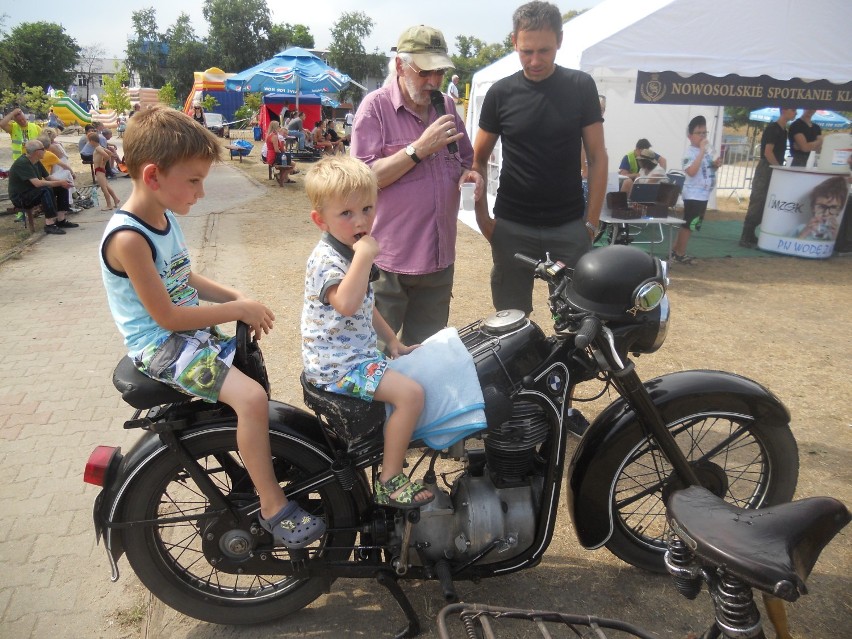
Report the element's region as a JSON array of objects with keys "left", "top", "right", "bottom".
[
  {"left": 121, "top": 427, "right": 357, "bottom": 624},
  {"left": 605, "top": 410, "right": 798, "bottom": 573}
]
